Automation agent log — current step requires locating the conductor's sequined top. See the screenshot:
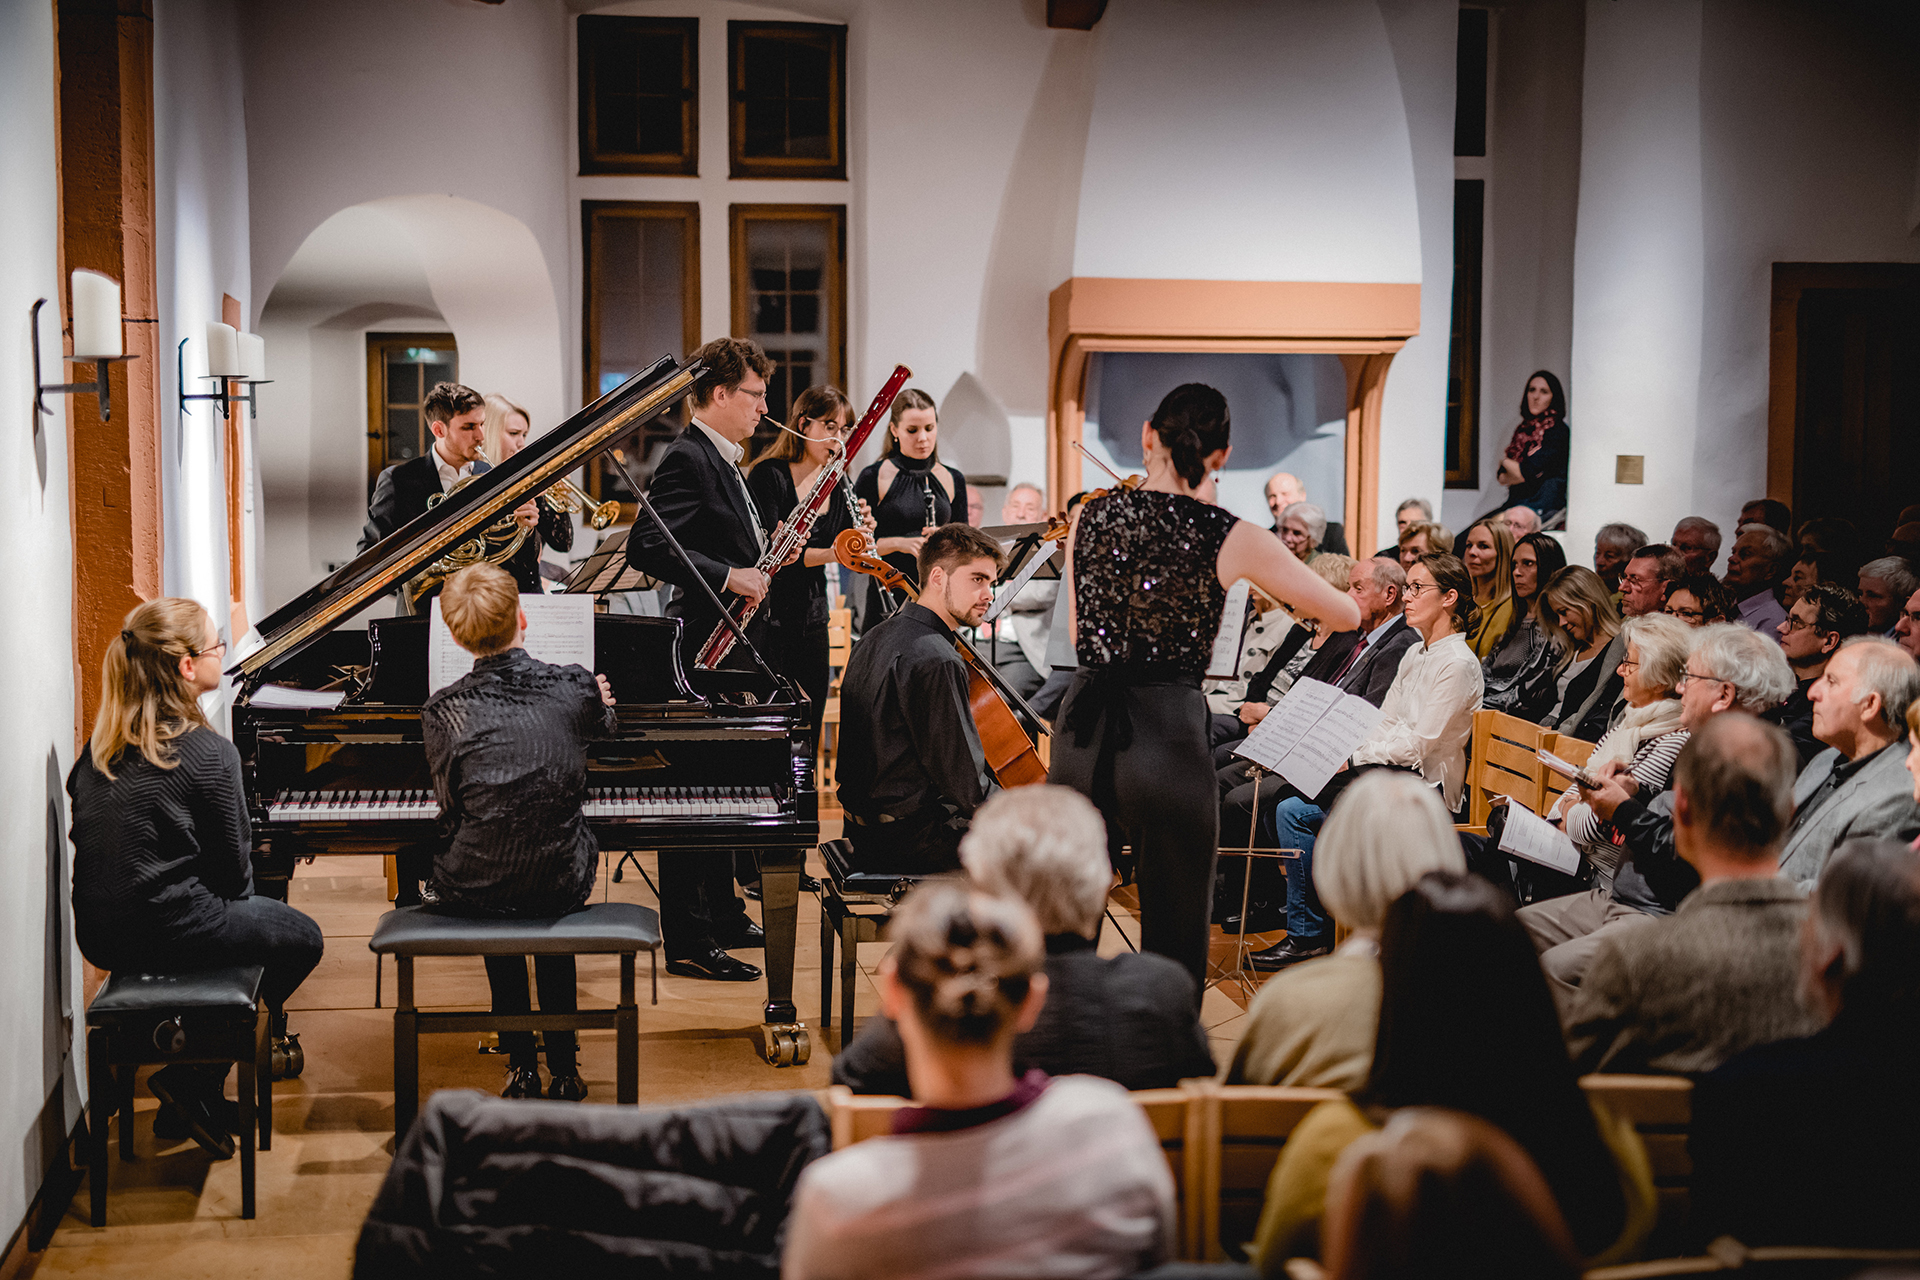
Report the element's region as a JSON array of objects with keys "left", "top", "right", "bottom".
[{"left": 1071, "top": 487, "right": 1240, "bottom": 676}]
